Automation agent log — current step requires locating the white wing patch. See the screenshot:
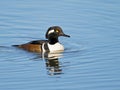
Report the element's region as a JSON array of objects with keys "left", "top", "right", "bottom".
[
  {"left": 48, "top": 29, "right": 54, "bottom": 34},
  {"left": 42, "top": 43, "right": 45, "bottom": 52}
]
